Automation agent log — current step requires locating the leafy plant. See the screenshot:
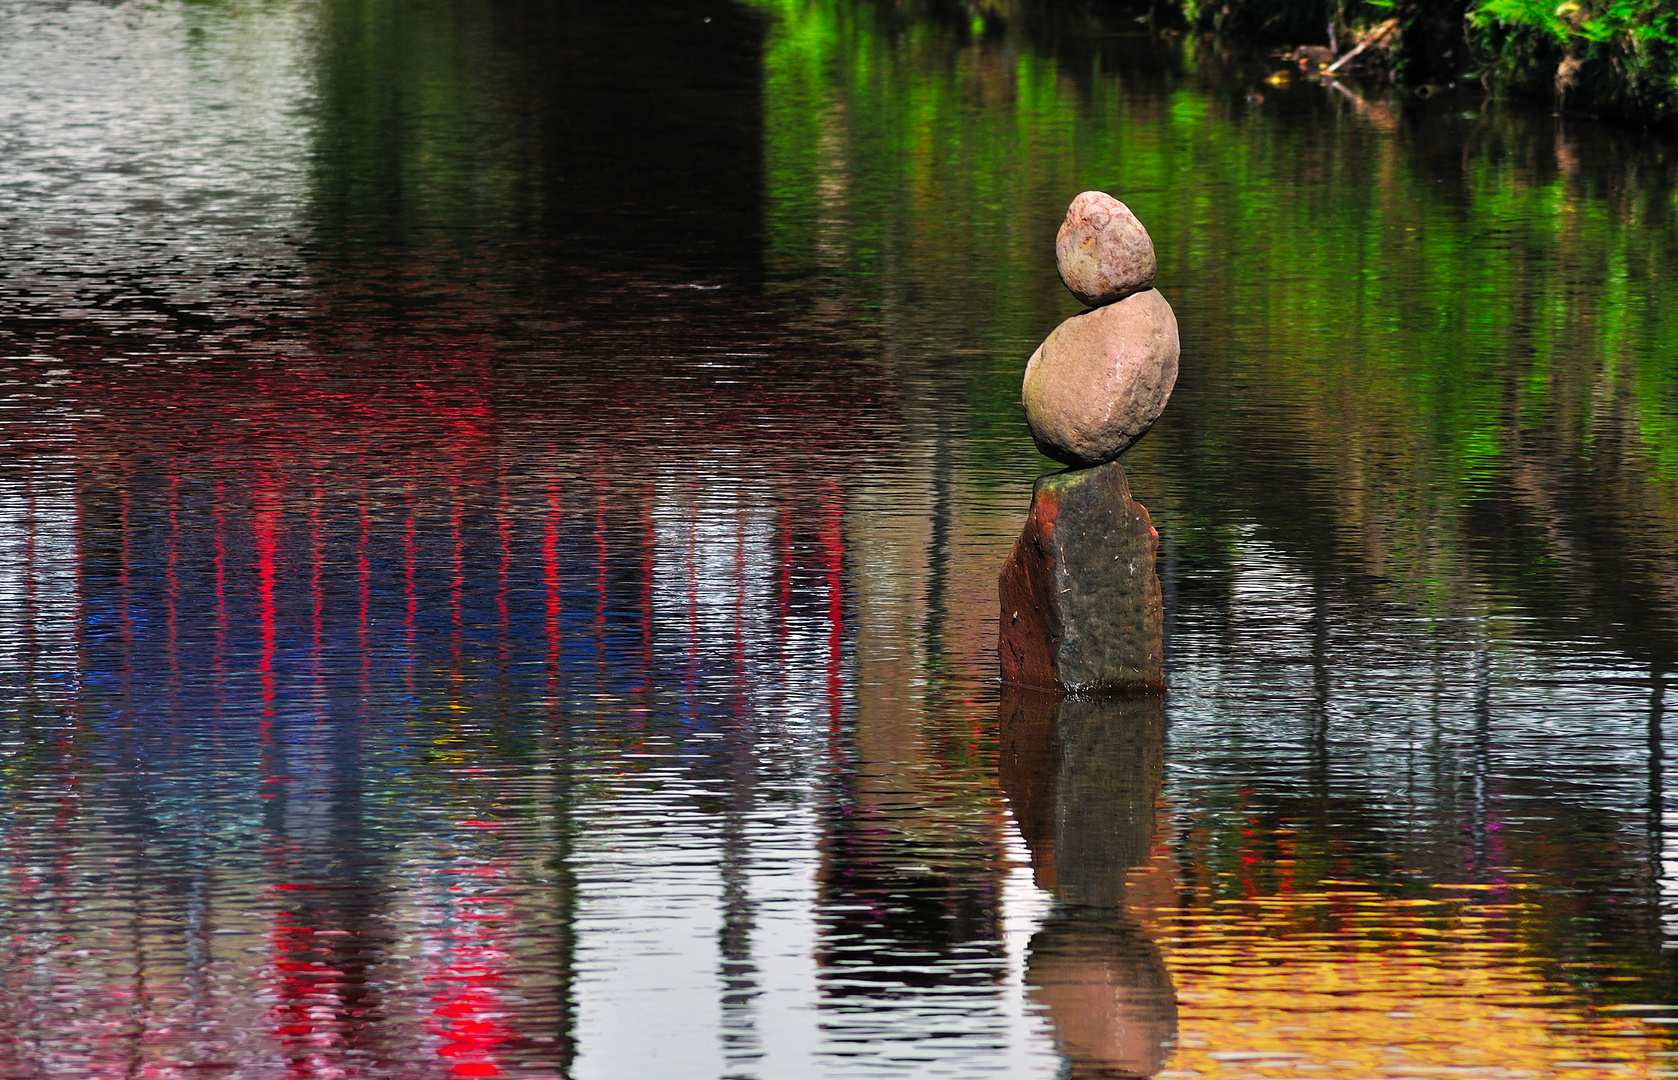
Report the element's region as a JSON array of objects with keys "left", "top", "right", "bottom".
[{"left": 1471, "top": 0, "right": 1678, "bottom": 47}]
